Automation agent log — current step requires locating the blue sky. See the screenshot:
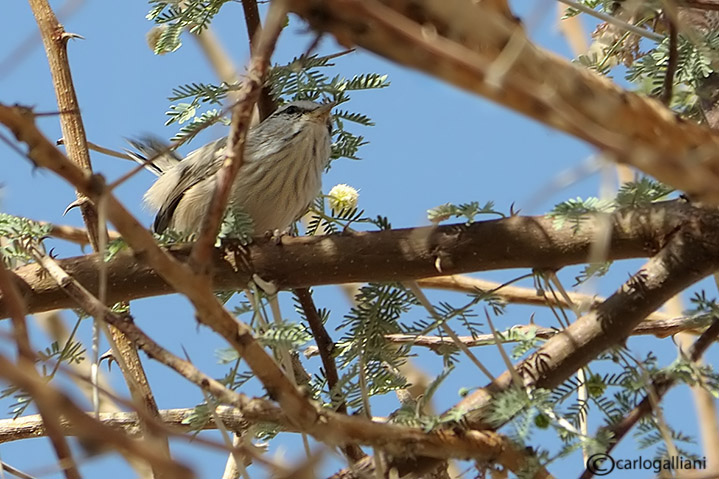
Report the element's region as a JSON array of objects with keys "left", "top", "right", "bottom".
[{"left": 0, "top": 1, "right": 716, "bottom": 478}]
